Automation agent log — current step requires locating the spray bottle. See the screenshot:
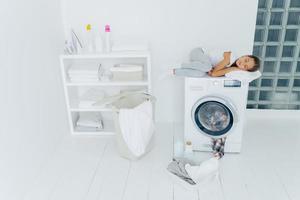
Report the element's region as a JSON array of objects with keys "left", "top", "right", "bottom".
[{"left": 104, "top": 24, "right": 111, "bottom": 53}]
